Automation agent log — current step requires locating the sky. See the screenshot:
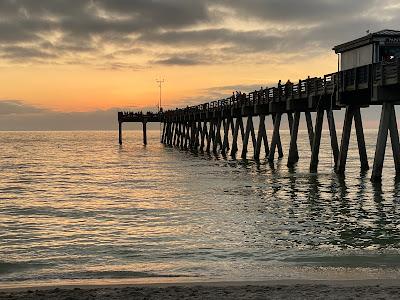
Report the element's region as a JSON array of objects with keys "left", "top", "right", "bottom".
[{"left": 1, "top": 0, "right": 400, "bottom": 130}]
